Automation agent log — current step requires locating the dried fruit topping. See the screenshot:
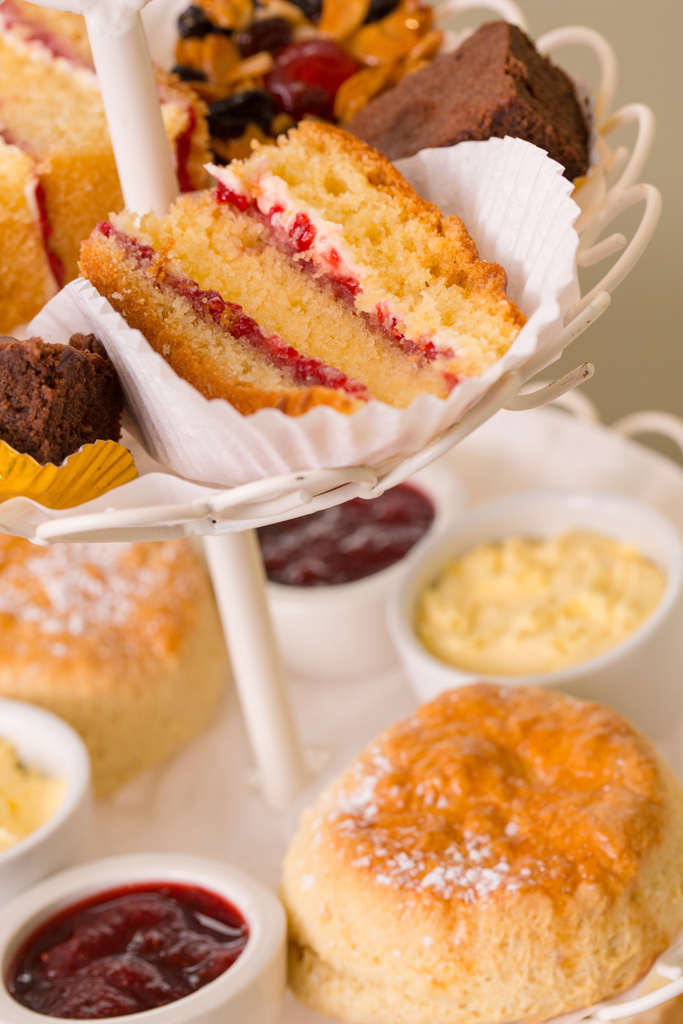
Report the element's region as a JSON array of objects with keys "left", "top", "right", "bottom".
[
  {"left": 172, "top": 63, "right": 208, "bottom": 82},
  {"left": 285, "top": 0, "right": 322, "bottom": 22},
  {"left": 209, "top": 89, "right": 277, "bottom": 137},
  {"left": 271, "top": 111, "right": 296, "bottom": 135},
  {"left": 176, "top": 0, "right": 441, "bottom": 161},
  {"left": 225, "top": 50, "right": 275, "bottom": 83},
  {"left": 266, "top": 39, "right": 358, "bottom": 119},
  {"left": 212, "top": 124, "right": 270, "bottom": 162},
  {"left": 348, "top": 6, "right": 432, "bottom": 64},
  {"left": 187, "top": 80, "right": 225, "bottom": 103},
  {"left": 235, "top": 16, "right": 292, "bottom": 55},
  {"left": 175, "top": 36, "right": 202, "bottom": 71},
  {"left": 176, "top": 32, "right": 241, "bottom": 82},
  {"left": 407, "top": 26, "right": 442, "bottom": 60},
  {"left": 317, "top": 0, "right": 370, "bottom": 40},
  {"left": 364, "top": 0, "right": 400, "bottom": 23},
  {"left": 196, "top": 0, "right": 253, "bottom": 31},
  {"left": 177, "top": 4, "right": 216, "bottom": 38},
  {"left": 333, "top": 60, "right": 397, "bottom": 122}
]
